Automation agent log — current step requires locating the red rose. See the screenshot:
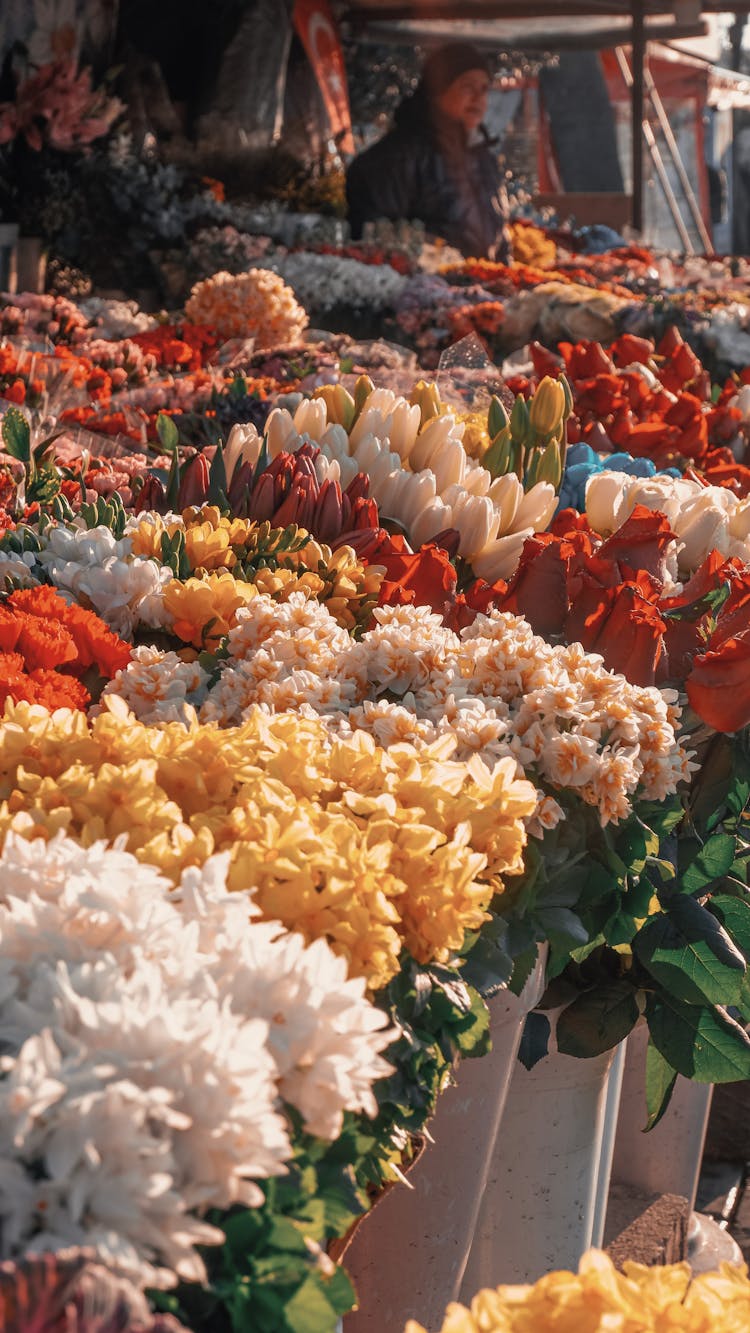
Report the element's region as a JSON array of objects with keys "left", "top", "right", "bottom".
[
  {"left": 658, "top": 550, "right": 732, "bottom": 680},
  {"left": 597, "top": 504, "right": 676, "bottom": 582},
  {"left": 377, "top": 542, "right": 457, "bottom": 615},
  {"left": 566, "top": 581, "right": 666, "bottom": 686},
  {"left": 686, "top": 631, "right": 750, "bottom": 732}
]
